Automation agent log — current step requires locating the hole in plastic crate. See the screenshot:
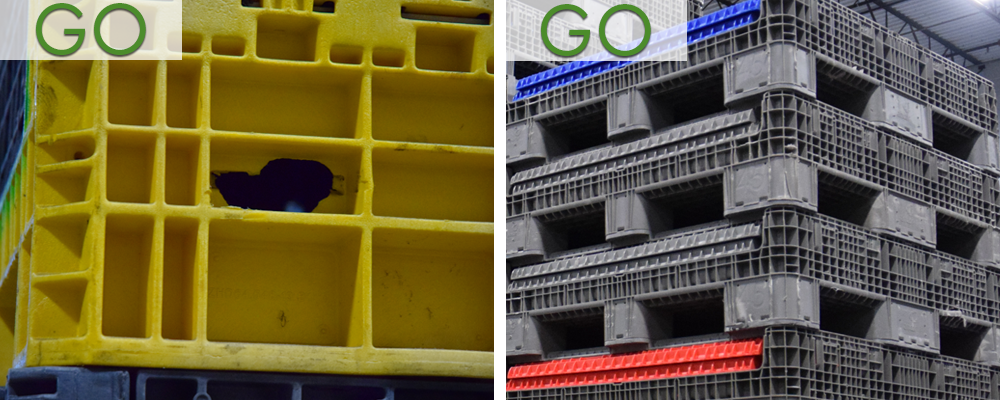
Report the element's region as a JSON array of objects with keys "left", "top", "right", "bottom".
[
  {"left": 242, "top": 0, "right": 261, "bottom": 7},
  {"left": 145, "top": 378, "right": 198, "bottom": 400},
  {"left": 162, "top": 218, "right": 198, "bottom": 340},
  {"left": 182, "top": 33, "right": 202, "bottom": 53},
  {"left": 372, "top": 229, "right": 491, "bottom": 352},
  {"left": 936, "top": 219, "right": 984, "bottom": 260},
  {"left": 372, "top": 48, "right": 405, "bottom": 67},
  {"left": 207, "top": 381, "right": 293, "bottom": 400},
  {"left": 329, "top": 45, "right": 362, "bottom": 65},
  {"left": 535, "top": 309, "right": 605, "bottom": 354},
  {"left": 933, "top": 118, "right": 987, "bottom": 163},
  {"left": 108, "top": 60, "right": 156, "bottom": 126},
  {"left": 819, "top": 291, "right": 880, "bottom": 339},
  {"left": 372, "top": 71, "right": 491, "bottom": 147},
  {"left": 645, "top": 183, "right": 725, "bottom": 236},
  {"left": 402, "top": 5, "right": 491, "bottom": 25},
  {"left": 37, "top": 61, "right": 94, "bottom": 136},
  {"left": 817, "top": 172, "right": 880, "bottom": 226},
  {"left": 256, "top": 14, "right": 318, "bottom": 62},
  {"left": 313, "top": 0, "right": 334, "bottom": 13},
  {"left": 415, "top": 27, "right": 475, "bottom": 72},
  {"left": 646, "top": 298, "right": 725, "bottom": 342},
  {"left": 107, "top": 131, "right": 155, "bottom": 203},
  {"left": 536, "top": 209, "right": 608, "bottom": 257},
  {"left": 395, "top": 389, "right": 491, "bottom": 400},
  {"left": 211, "top": 59, "right": 362, "bottom": 138},
  {"left": 372, "top": 149, "right": 490, "bottom": 221},
  {"left": 37, "top": 134, "right": 95, "bottom": 166},
  {"left": 486, "top": 56, "right": 493, "bottom": 74},
  {"left": 103, "top": 215, "right": 154, "bottom": 338},
  {"left": 212, "top": 36, "right": 245, "bottom": 57},
  {"left": 646, "top": 74, "right": 726, "bottom": 128},
  {"left": 302, "top": 385, "right": 385, "bottom": 400},
  {"left": 214, "top": 159, "right": 335, "bottom": 213},
  {"left": 536, "top": 104, "right": 608, "bottom": 158},
  {"left": 167, "top": 60, "right": 201, "bottom": 128},
  {"left": 165, "top": 136, "right": 200, "bottom": 206},
  {"left": 815, "top": 65, "right": 878, "bottom": 118},
  {"left": 209, "top": 137, "right": 361, "bottom": 214},
  {"left": 31, "top": 277, "right": 87, "bottom": 339},
  {"left": 8, "top": 376, "right": 58, "bottom": 396},
  {"left": 34, "top": 215, "right": 90, "bottom": 275},
  {"left": 207, "top": 221, "right": 362, "bottom": 346},
  {"left": 940, "top": 323, "right": 990, "bottom": 361},
  {"left": 36, "top": 166, "right": 91, "bottom": 206}
]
